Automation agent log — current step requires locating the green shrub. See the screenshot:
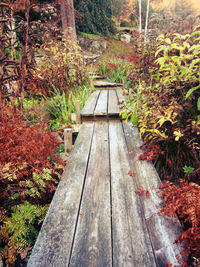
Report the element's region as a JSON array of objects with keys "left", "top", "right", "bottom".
[
  {"left": 98, "top": 59, "right": 132, "bottom": 83},
  {"left": 0, "top": 201, "right": 49, "bottom": 265},
  {"left": 43, "top": 85, "right": 94, "bottom": 131},
  {"left": 35, "top": 39, "right": 90, "bottom": 96},
  {"left": 122, "top": 25, "right": 200, "bottom": 179}
]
